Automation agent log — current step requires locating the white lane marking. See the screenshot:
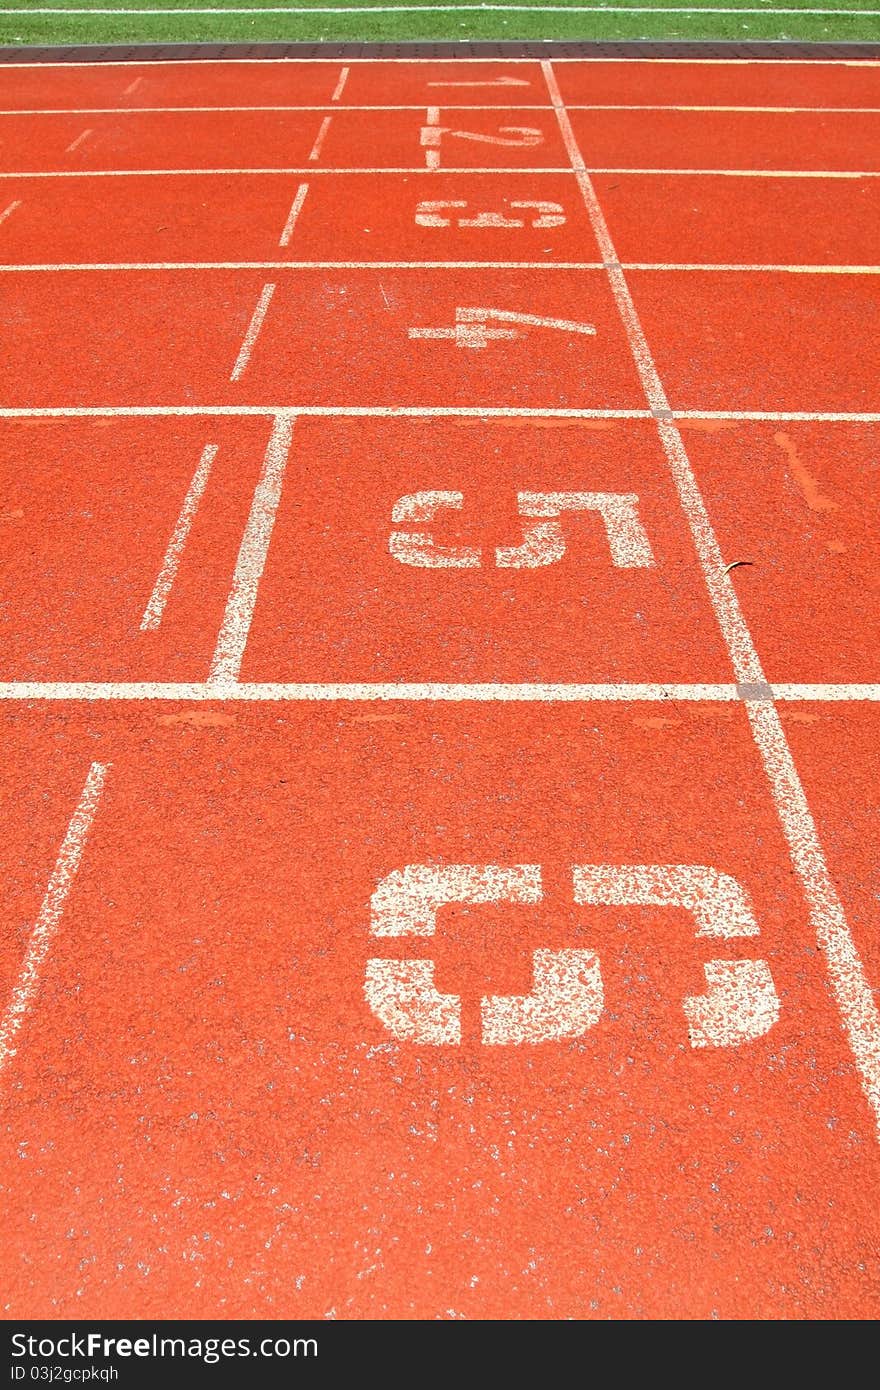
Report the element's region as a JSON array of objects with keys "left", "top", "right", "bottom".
[
  {"left": 0, "top": 762, "right": 109, "bottom": 1077},
  {"left": 308, "top": 115, "right": 332, "bottom": 163},
  {"left": 6, "top": 104, "right": 880, "bottom": 114},
  {"left": 0, "top": 682, "right": 738, "bottom": 702},
  {"left": 3, "top": 406, "right": 880, "bottom": 422},
  {"left": 330, "top": 65, "right": 349, "bottom": 103},
  {"left": 0, "top": 682, "right": 877, "bottom": 703},
  {"left": 0, "top": 198, "right": 21, "bottom": 227},
  {"left": 0, "top": 405, "right": 653, "bottom": 419},
  {"left": 229, "top": 281, "right": 275, "bottom": 382},
  {"left": 278, "top": 182, "right": 309, "bottom": 247},
  {"left": 2, "top": 167, "right": 879, "bottom": 180},
  {"left": 746, "top": 699, "right": 880, "bottom": 1130},
  {"left": 544, "top": 58, "right": 880, "bottom": 1137},
  {"left": 2, "top": 261, "right": 880, "bottom": 274},
  {"left": 208, "top": 414, "right": 293, "bottom": 687},
  {"left": 429, "top": 76, "right": 531, "bottom": 88},
  {"left": 139, "top": 443, "right": 217, "bottom": 631},
  {"left": 64, "top": 128, "right": 92, "bottom": 154},
  {"left": 122, "top": 75, "right": 143, "bottom": 97}
]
